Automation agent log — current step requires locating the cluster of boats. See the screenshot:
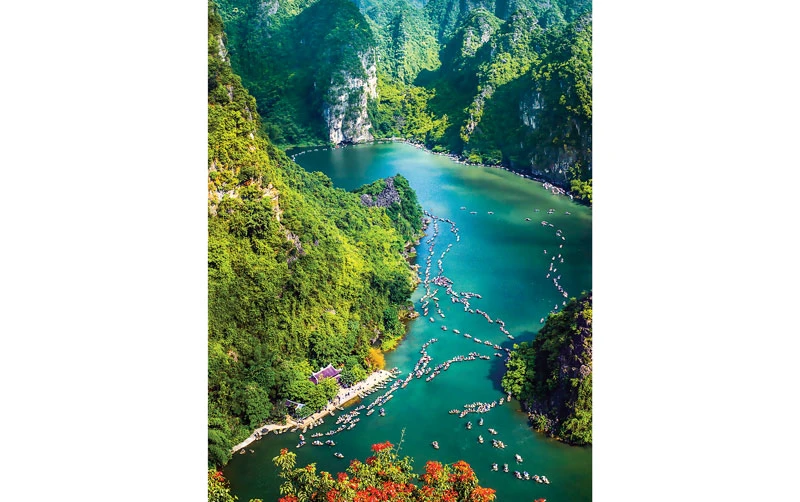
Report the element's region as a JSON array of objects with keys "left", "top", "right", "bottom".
[
  {"left": 311, "top": 439, "right": 337, "bottom": 447},
  {"left": 424, "top": 350, "right": 493, "bottom": 382},
  {"left": 303, "top": 369, "right": 403, "bottom": 440},
  {"left": 491, "top": 463, "right": 551, "bottom": 483},
  {"left": 325, "top": 414, "right": 360, "bottom": 436},
  {"left": 453, "top": 398, "right": 506, "bottom": 418},
  {"left": 419, "top": 212, "right": 490, "bottom": 320}
]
